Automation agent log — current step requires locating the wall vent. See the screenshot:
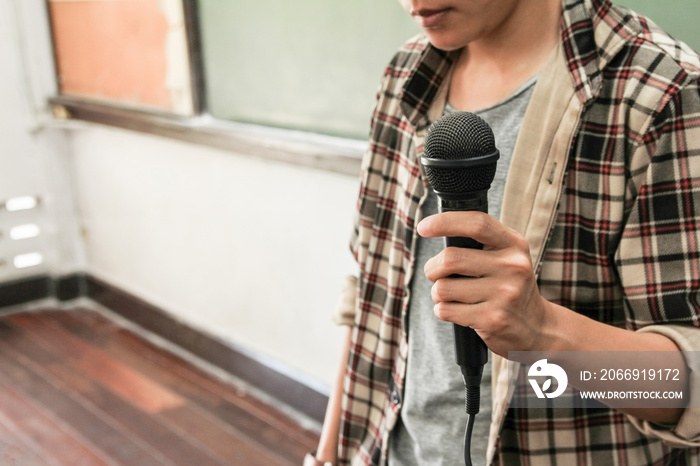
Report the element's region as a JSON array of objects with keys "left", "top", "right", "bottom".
[{"left": 1, "top": 196, "right": 47, "bottom": 278}]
